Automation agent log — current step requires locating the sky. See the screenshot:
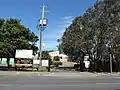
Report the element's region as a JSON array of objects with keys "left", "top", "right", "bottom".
[{"left": 0, "top": 0, "right": 97, "bottom": 50}]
